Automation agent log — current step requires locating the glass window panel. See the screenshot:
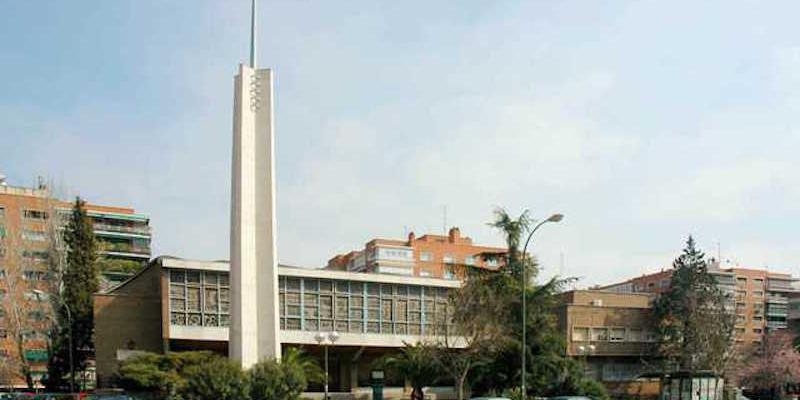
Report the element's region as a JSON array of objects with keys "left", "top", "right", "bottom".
[
  {"left": 320, "top": 280, "right": 333, "bottom": 293},
  {"left": 409, "top": 286, "right": 421, "bottom": 297},
  {"left": 381, "top": 299, "right": 393, "bottom": 320},
  {"left": 186, "top": 271, "right": 200, "bottom": 284},
  {"left": 367, "top": 322, "right": 379, "bottom": 333},
  {"left": 610, "top": 328, "right": 625, "bottom": 342},
  {"left": 423, "top": 300, "right": 434, "bottom": 313},
  {"left": 396, "top": 301, "right": 408, "bottom": 321},
  {"left": 203, "top": 315, "right": 218, "bottom": 327},
  {"left": 220, "top": 288, "right": 229, "bottom": 302},
  {"left": 305, "top": 279, "right": 319, "bottom": 293},
  {"left": 169, "top": 271, "right": 185, "bottom": 283},
  {"left": 350, "top": 321, "right": 363, "bottom": 333},
  {"left": 187, "top": 288, "right": 201, "bottom": 311},
  {"left": 170, "top": 313, "right": 185, "bottom": 325},
  {"left": 304, "top": 293, "right": 318, "bottom": 306},
  {"left": 409, "top": 299, "right": 421, "bottom": 311},
  {"left": 335, "top": 296, "right": 348, "bottom": 318},
  {"left": 286, "top": 318, "right": 301, "bottom": 330},
  {"left": 382, "top": 284, "right": 393, "bottom": 295},
  {"left": 304, "top": 305, "right": 318, "bottom": 318},
  {"left": 351, "top": 296, "right": 363, "bottom": 308},
  {"left": 335, "top": 321, "right": 348, "bottom": 332},
  {"left": 336, "top": 281, "right": 349, "bottom": 293},
  {"left": 409, "top": 312, "right": 421, "bottom": 323},
  {"left": 367, "top": 284, "right": 379, "bottom": 296},
  {"left": 170, "top": 298, "right": 185, "bottom": 311},
  {"left": 320, "top": 320, "right": 333, "bottom": 331},
  {"left": 187, "top": 313, "right": 202, "bottom": 326},
  {"left": 381, "top": 323, "right": 393, "bottom": 333},
  {"left": 367, "top": 297, "right": 380, "bottom": 309},
  {"left": 287, "top": 305, "right": 301, "bottom": 316},
  {"left": 320, "top": 296, "right": 333, "bottom": 318},
  {"left": 219, "top": 273, "right": 229, "bottom": 286},
  {"left": 306, "top": 320, "right": 318, "bottom": 331},
  {"left": 203, "top": 272, "right": 217, "bottom": 285},
  {"left": 170, "top": 284, "right": 185, "bottom": 298},
  {"left": 409, "top": 324, "right": 420, "bottom": 335},
  {"left": 350, "top": 309, "right": 363, "bottom": 319},
  {"left": 204, "top": 288, "right": 218, "bottom": 312},
  {"left": 220, "top": 301, "right": 230, "bottom": 313},
  {"left": 395, "top": 323, "right": 407, "bottom": 334},
  {"left": 287, "top": 278, "right": 301, "bottom": 291},
  {"left": 286, "top": 292, "right": 300, "bottom": 305},
  {"left": 280, "top": 319, "right": 286, "bottom": 330},
  {"left": 352, "top": 283, "right": 364, "bottom": 294}
]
